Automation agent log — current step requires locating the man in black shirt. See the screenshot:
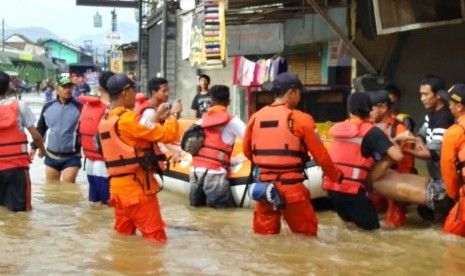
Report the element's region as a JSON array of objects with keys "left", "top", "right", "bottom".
[
  {"left": 401, "top": 74, "right": 455, "bottom": 222},
  {"left": 191, "top": 74, "right": 211, "bottom": 118}
]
